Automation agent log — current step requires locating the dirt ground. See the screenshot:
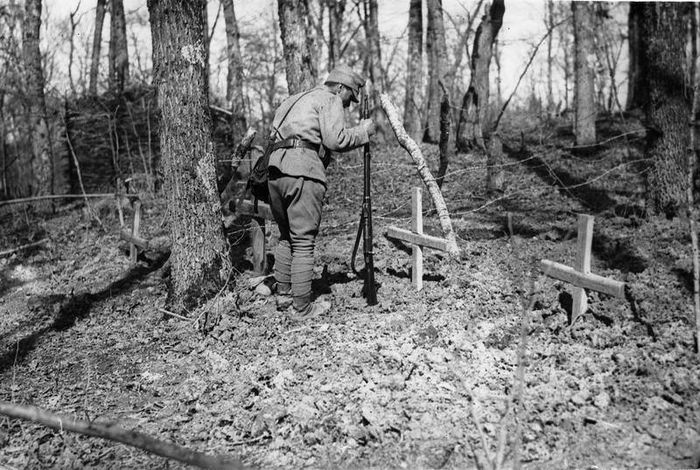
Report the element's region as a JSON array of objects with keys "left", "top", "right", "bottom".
[{"left": 1, "top": 116, "right": 700, "bottom": 469}]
